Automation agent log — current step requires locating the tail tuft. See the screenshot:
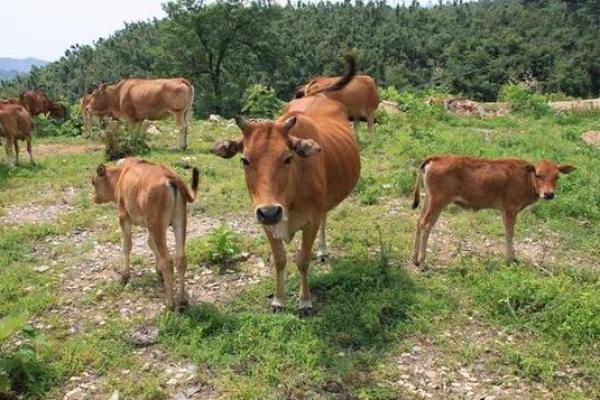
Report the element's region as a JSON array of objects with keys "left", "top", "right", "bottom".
[{"left": 191, "top": 167, "right": 200, "bottom": 194}]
